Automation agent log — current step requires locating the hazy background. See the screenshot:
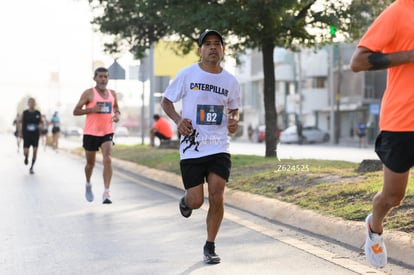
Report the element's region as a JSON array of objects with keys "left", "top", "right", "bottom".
[{"left": 1, "top": 0, "right": 117, "bottom": 131}]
